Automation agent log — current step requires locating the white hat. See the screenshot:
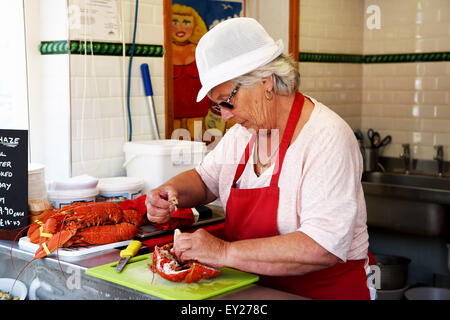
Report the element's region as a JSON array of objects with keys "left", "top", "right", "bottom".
[{"left": 195, "top": 17, "right": 284, "bottom": 102}]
